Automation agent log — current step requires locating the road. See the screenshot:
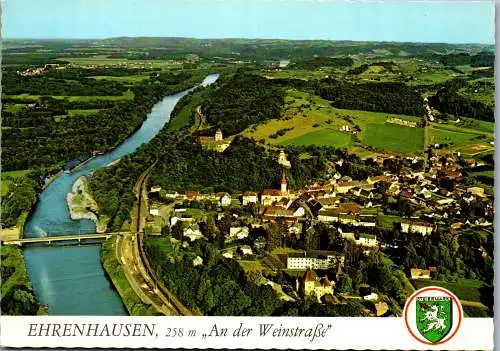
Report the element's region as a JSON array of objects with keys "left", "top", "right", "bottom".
[{"left": 115, "top": 164, "right": 194, "bottom": 316}]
